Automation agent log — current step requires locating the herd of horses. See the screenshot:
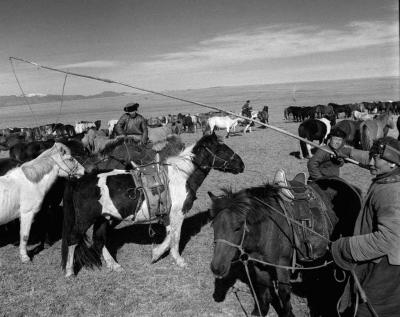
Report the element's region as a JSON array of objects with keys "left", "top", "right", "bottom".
[
  {"left": 284, "top": 100, "right": 399, "bottom": 123},
  {"left": 296, "top": 102, "right": 399, "bottom": 158},
  {"left": 0, "top": 99, "right": 398, "bottom": 317}
]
